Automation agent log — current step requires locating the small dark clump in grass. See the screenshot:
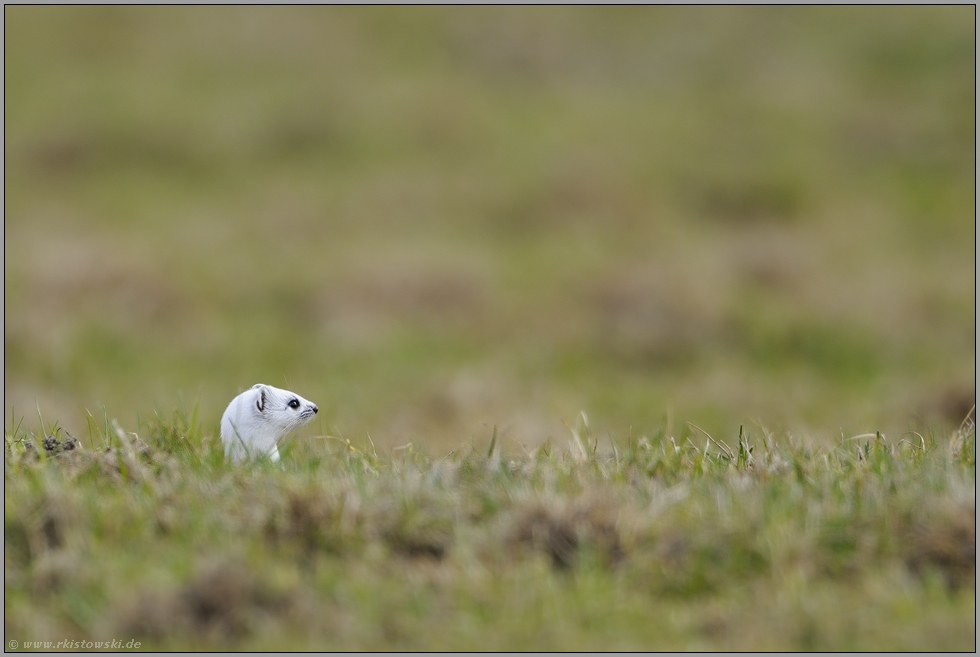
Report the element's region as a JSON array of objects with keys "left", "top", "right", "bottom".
[
  {"left": 267, "top": 485, "right": 364, "bottom": 556},
  {"left": 117, "top": 562, "right": 294, "bottom": 645},
  {"left": 507, "top": 496, "right": 623, "bottom": 570},
  {"left": 904, "top": 501, "right": 976, "bottom": 591},
  {"left": 374, "top": 498, "right": 455, "bottom": 561}
]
